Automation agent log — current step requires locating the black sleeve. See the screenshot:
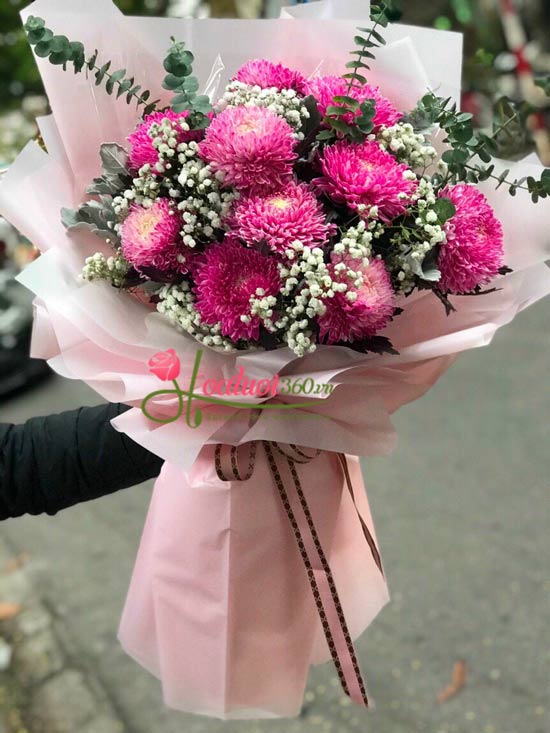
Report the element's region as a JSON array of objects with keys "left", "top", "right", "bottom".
[{"left": 0, "top": 403, "right": 163, "bottom": 519}]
